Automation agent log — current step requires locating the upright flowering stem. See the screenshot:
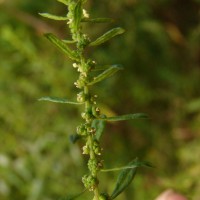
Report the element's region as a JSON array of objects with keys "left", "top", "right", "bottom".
[
  {"left": 40, "top": 0, "right": 148, "bottom": 199},
  {"left": 67, "top": 1, "right": 102, "bottom": 199}
]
